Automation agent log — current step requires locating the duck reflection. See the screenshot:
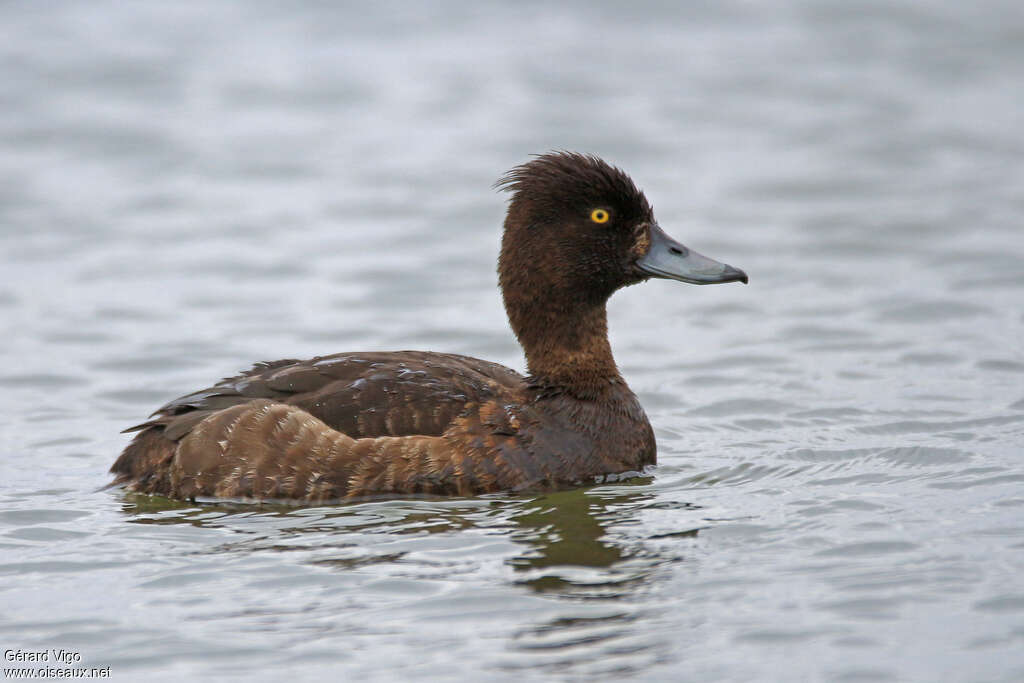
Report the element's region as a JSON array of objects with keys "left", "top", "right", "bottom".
[
  {"left": 117, "top": 478, "right": 665, "bottom": 596},
  {"left": 506, "top": 480, "right": 658, "bottom": 595}
]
